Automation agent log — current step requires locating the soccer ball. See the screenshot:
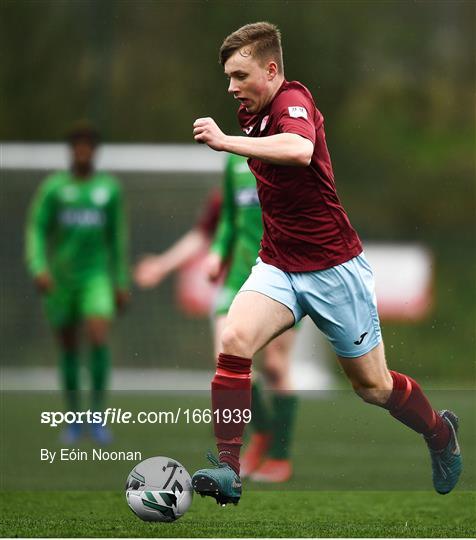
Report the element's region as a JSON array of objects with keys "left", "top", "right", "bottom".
[{"left": 125, "top": 456, "right": 193, "bottom": 522}]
